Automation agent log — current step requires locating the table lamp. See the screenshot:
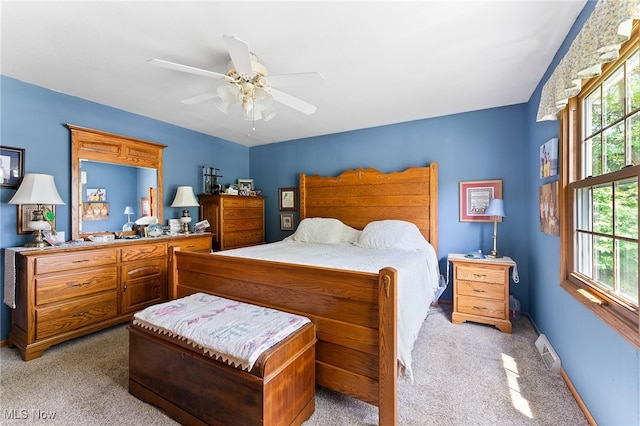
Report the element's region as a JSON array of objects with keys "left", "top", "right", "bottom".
[
  {"left": 123, "top": 205, "right": 135, "bottom": 231},
  {"left": 171, "top": 186, "right": 199, "bottom": 234},
  {"left": 9, "top": 173, "right": 65, "bottom": 247},
  {"left": 485, "top": 198, "right": 506, "bottom": 258}
]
